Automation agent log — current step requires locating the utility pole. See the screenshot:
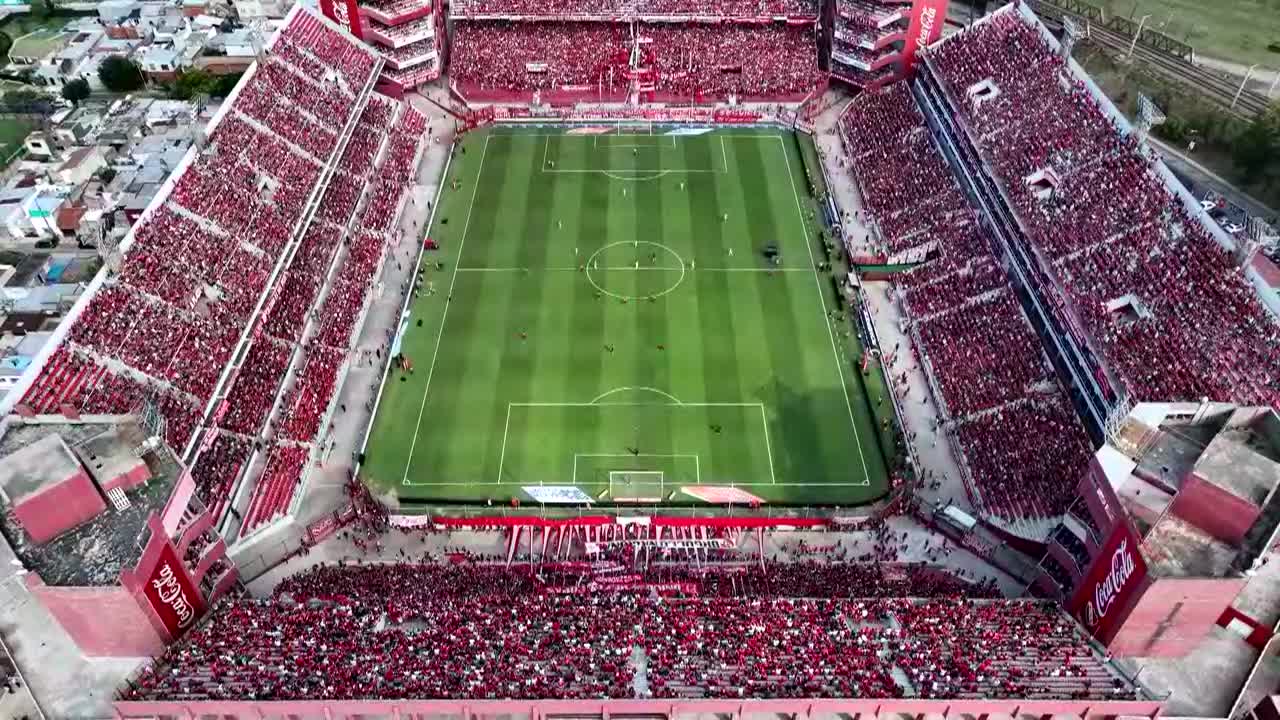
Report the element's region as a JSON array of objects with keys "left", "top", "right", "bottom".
[
  {"left": 1231, "top": 64, "right": 1259, "bottom": 109},
  {"left": 1127, "top": 14, "right": 1151, "bottom": 59}
]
